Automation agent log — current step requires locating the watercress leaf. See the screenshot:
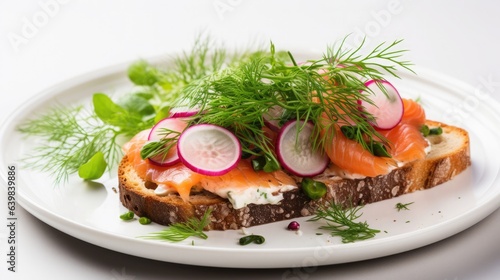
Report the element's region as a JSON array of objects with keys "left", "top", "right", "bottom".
[
  {"left": 371, "top": 141, "right": 391, "bottom": 157},
  {"left": 263, "top": 154, "right": 280, "bottom": 172},
  {"left": 117, "top": 93, "right": 155, "bottom": 117},
  {"left": 154, "top": 106, "right": 172, "bottom": 123},
  {"left": 130, "top": 85, "right": 159, "bottom": 101},
  {"left": 135, "top": 91, "right": 154, "bottom": 100},
  {"left": 93, "top": 93, "right": 130, "bottom": 126},
  {"left": 78, "top": 151, "right": 107, "bottom": 180},
  {"left": 158, "top": 80, "right": 173, "bottom": 91},
  {"left": 128, "top": 60, "right": 158, "bottom": 86},
  {"left": 92, "top": 93, "right": 149, "bottom": 133}
]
